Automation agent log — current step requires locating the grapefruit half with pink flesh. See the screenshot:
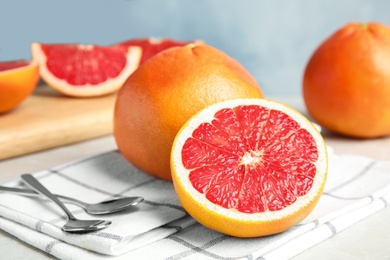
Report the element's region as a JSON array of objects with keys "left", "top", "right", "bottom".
[
  {"left": 31, "top": 43, "right": 142, "bottom": 97},
  {"left": 171, "top": 98, "right": 328, "bottom": 237}
]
